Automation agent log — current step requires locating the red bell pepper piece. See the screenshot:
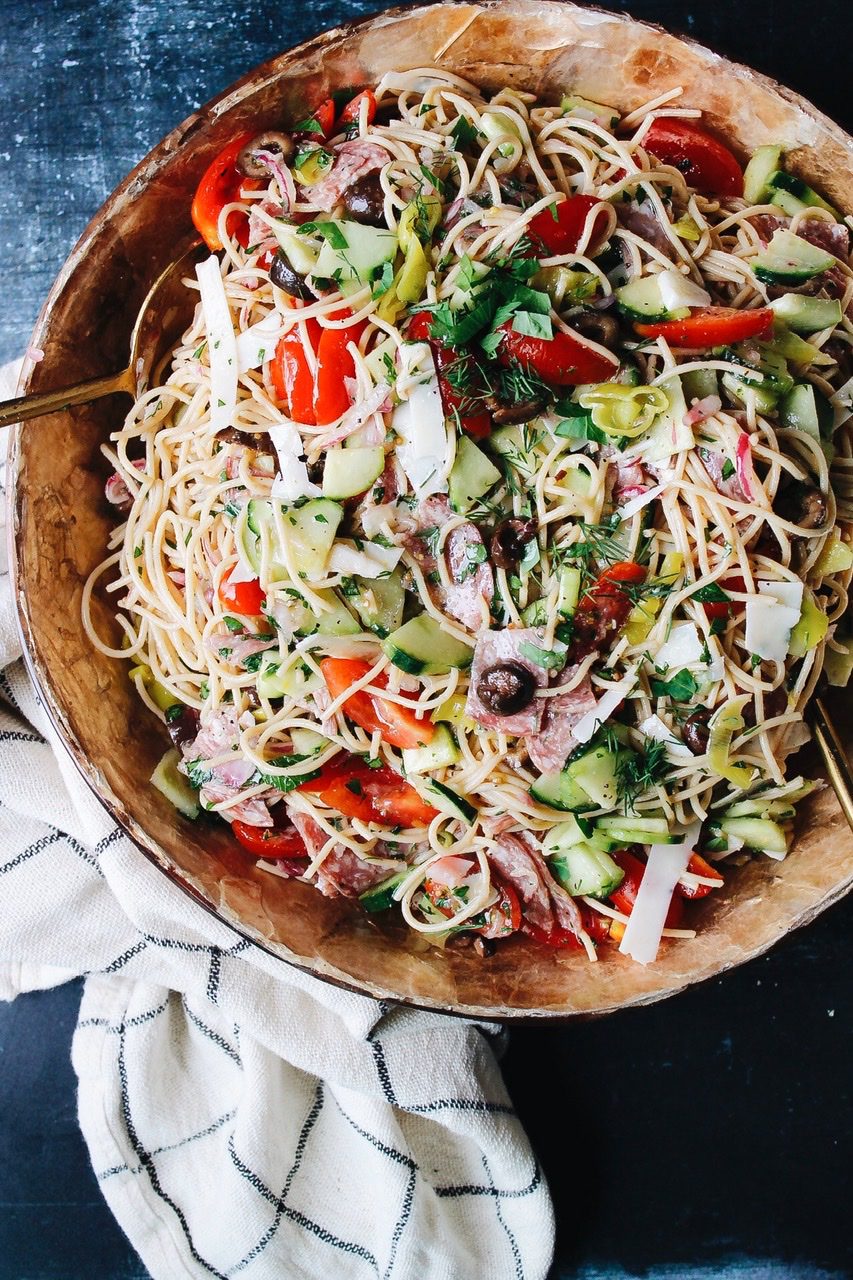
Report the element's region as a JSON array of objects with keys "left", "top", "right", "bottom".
[
  {"left": 642, "top": 118, "right": 744, "bottom": 198},
  {"left": 634, "top": 307, "right": 774, "bottom": 346},
  {"left": 320, "top": 657, "right": 435, "bottom": 751},
  {"left": 338, "top": 89, "right": 377, "bottom": 129},
  {"left": 298, "top": 754, "right": 439, "bottom": 827},
  {"left": 231, "top": 820, "right": 308, "bottom": 868},
  {"left": 269, "top": 317, "right": 323, "bottom": 423},
  {"left": 526, "top": 195, "right": 610, "bottom": 256},
  {"left": 676, "top": 852, "right": 724, "bottom": 900},
  {"left": 218, "top": 573, "right": 266, "bottom": 617},
  {"left": 497, "top": 321, "right": 617, "bottom": 386},
  {"left": 191, "top": 132, "right": 257, "bottom": 252},
  {"left": 314, "top": 313, "right": 368, "bottom": 425}
]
